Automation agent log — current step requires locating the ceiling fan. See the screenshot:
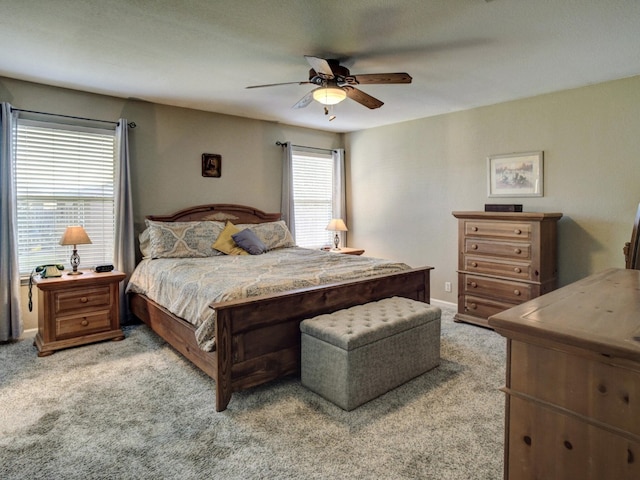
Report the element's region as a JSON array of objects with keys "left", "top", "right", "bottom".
[{"left": 246, "top": 56, "right": 412, "bottom": 111}]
